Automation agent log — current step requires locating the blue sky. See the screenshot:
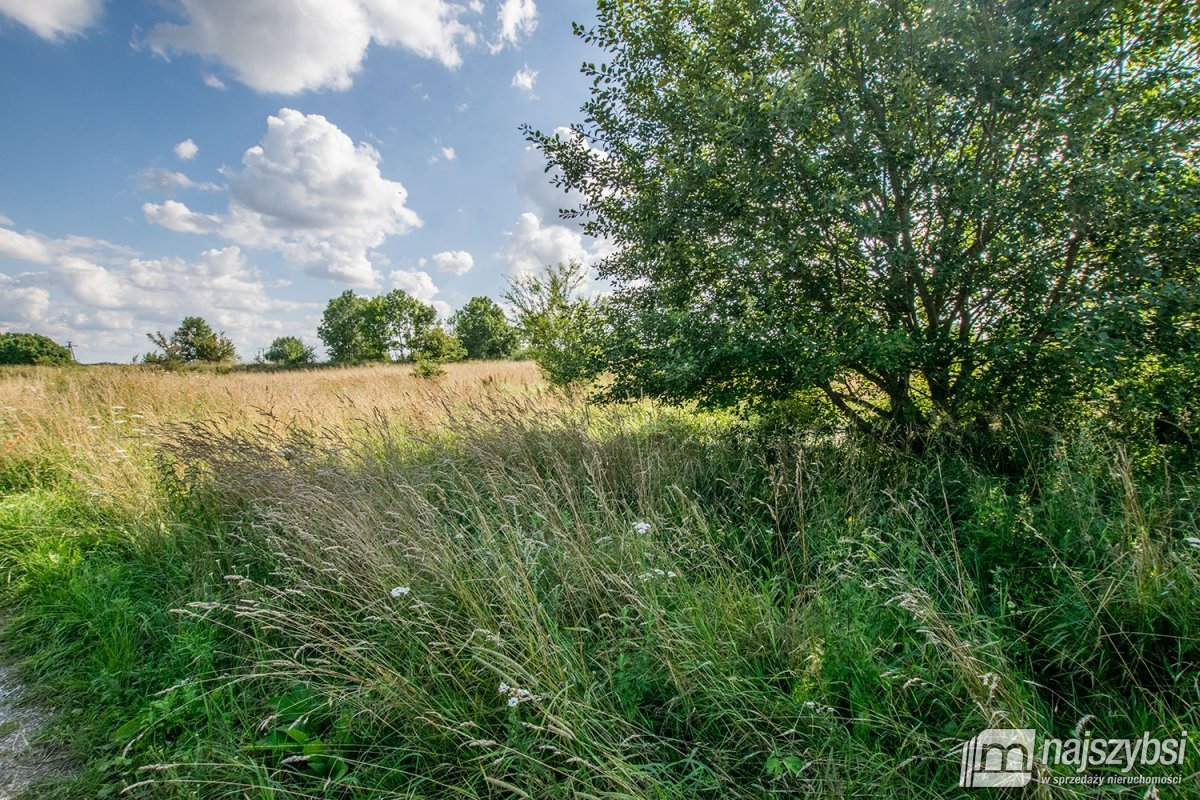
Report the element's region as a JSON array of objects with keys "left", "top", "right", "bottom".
[{"left": 0, "top": 0, "right": 604, "bottom": 362}]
